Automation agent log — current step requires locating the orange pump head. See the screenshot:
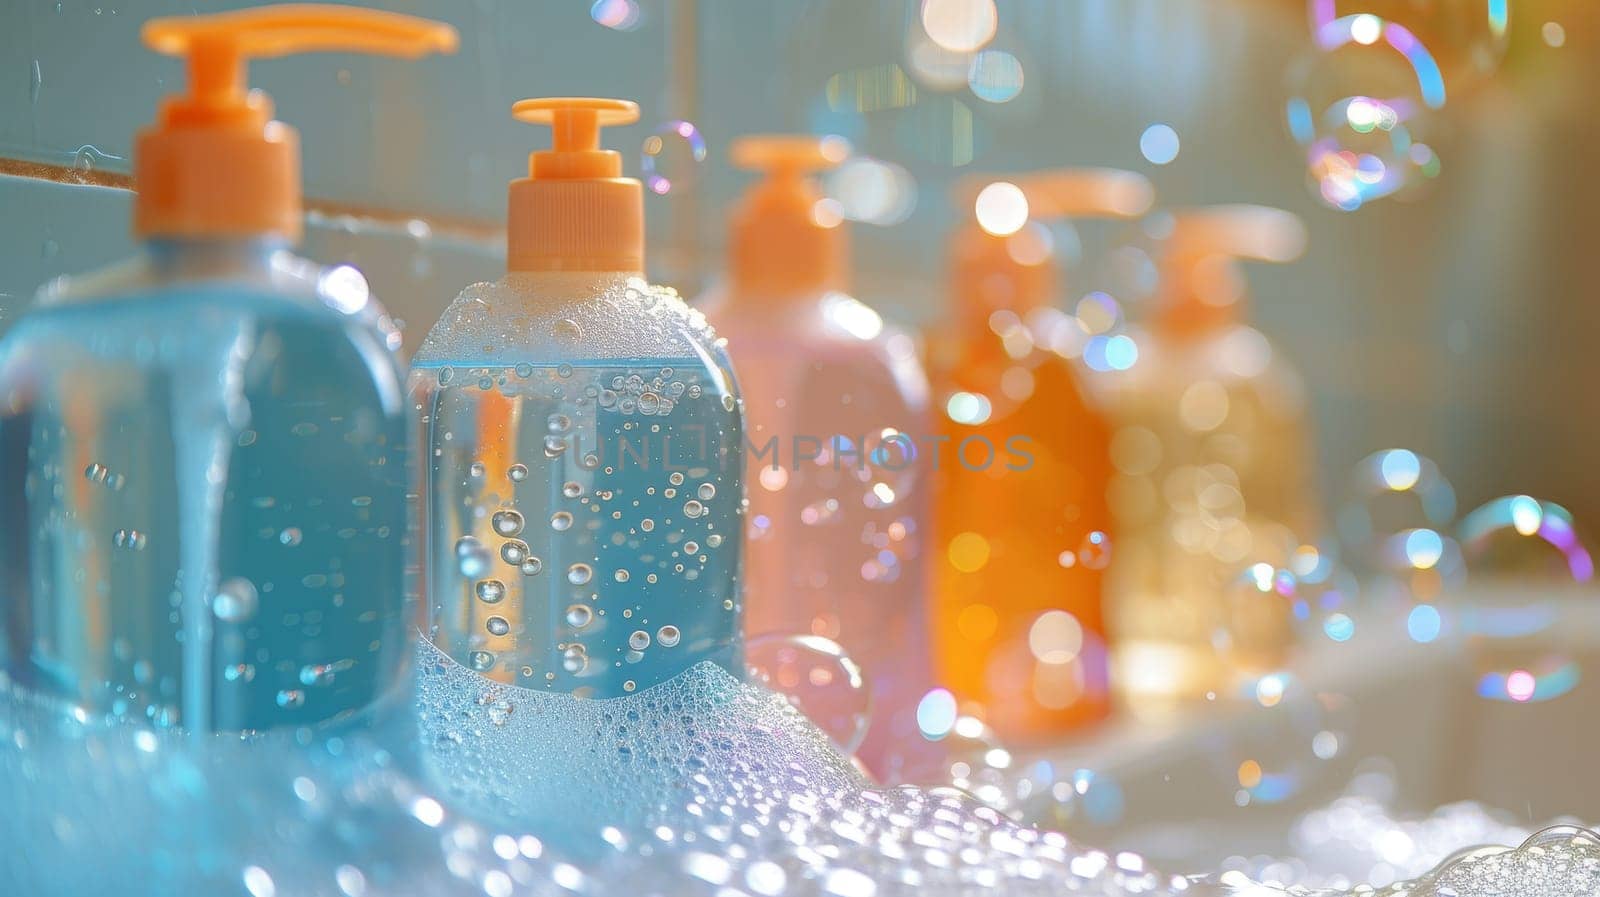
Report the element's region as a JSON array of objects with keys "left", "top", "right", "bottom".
[
  {"left": 1154, "top": 204, "right": 1307, "bottom": 339},
  {"left": 726, "top": 135, "right": 851, "bottom": 296},
  {"left": 134, "top": 4, "right": 457, "bottom": 242},
  {"left": 508, "top": 97, "right": 644, "bottom": 273},
  {"left": 948, "top": 168, "right": 1154, "bottom": 328}
]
